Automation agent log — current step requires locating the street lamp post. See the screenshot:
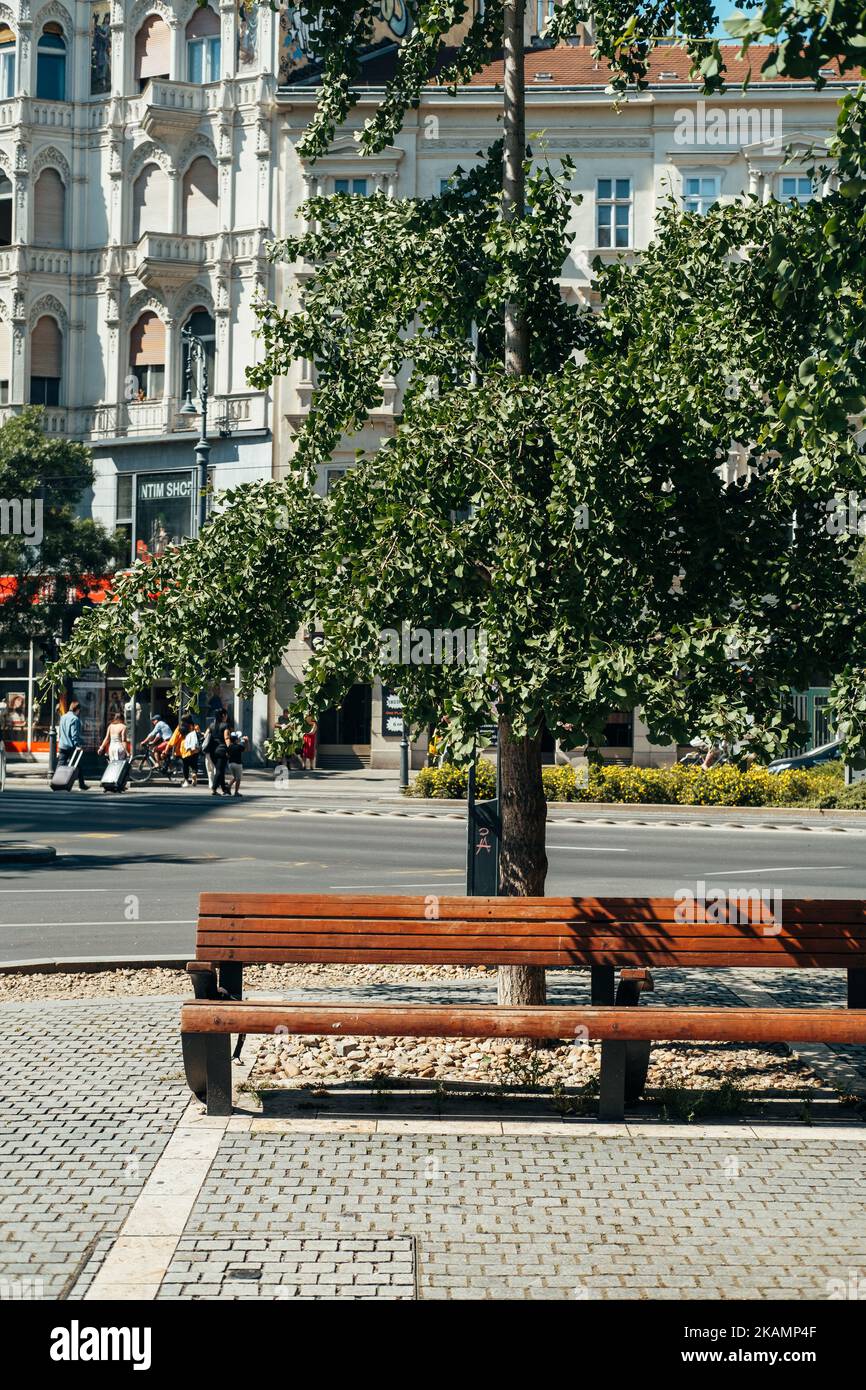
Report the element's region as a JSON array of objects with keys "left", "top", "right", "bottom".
[{"left": 179, "top": 325, "right": 211, "bottom": 536}]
